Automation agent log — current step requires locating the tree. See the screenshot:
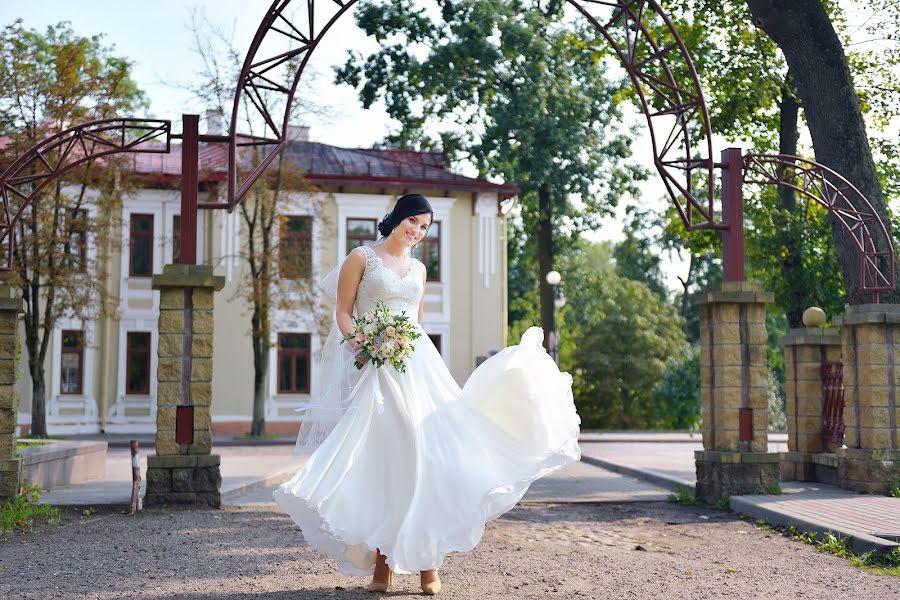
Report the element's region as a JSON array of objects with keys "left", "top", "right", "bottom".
[
  {"left": 558, "top": 239, "right": 687, "bottom": 429},
  {"left": 335, "top": 0, "right": 643, "bottom": 350},
  {"left": 612, "top": 207, "right": 667, "bottom": 300},
  {"left": 184, "top": 13, "right": 330, "bottom": 435},
  {"left": 0, "top": 20, "right": 146, "bottom": 437}
]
